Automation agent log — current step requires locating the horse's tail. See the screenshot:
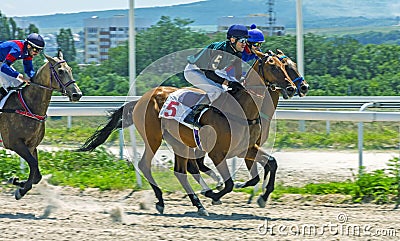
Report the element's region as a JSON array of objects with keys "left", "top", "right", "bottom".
[{"left": 77, "top": 100, "right": 138, "bottom": 152}]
